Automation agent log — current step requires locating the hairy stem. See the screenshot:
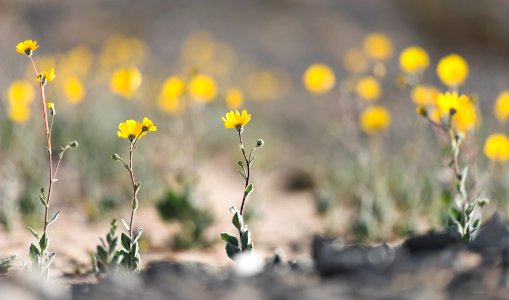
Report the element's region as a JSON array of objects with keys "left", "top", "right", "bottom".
[
  {"left": 128, "top": 142, "right": 137, "bottom": 239},
  {"left": 238, "top": 130, "right": 250, "bottom": 215}
]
